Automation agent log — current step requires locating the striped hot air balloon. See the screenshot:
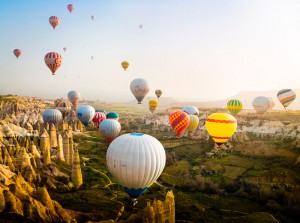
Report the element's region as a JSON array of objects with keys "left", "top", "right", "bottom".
[
  {"left": 155, "top": 89, "right": 162, "bottom": 99},
  {"left": 277, "top": 89, "right": 296, "bottom": 109},
  {"left": 252, "top": 96, "right": 270, "bottom": 115},
  {"left": 99, "top": 119, "right": 121, "bottom": 143},
  {"left": 44, "top": 52, "right": 63, "bottom": 75},
  {"left": 106, "top": 133, "right": 166, "bottom": 202},
  {"left": 149, "top": 99, "right": 158, "bottom": 113},
  {"left": 42, "top": 109, "right": 63, "bottom": 125},
  {"left": 92, "top": 112, "right": 106, "bottom": 128},
  {"left": 227, "top": 99, "right": 243, "bottom": 115},
  {"left": 56, "top": 101, "right": 72, "bottom": 117},
  {"left": 49, "top": 16, "right": 60, "bottom": 29},
  {"left": 169, "top": 110, "right": 190, "bottom": 136},
  {"left": 205, "top": 113, "right": 237, "bottom": 147},
  {"left": 13, "top": 49, "right": 22, "bottom": 59},
  {"left": 130, "top": 78, "right": 150, "bottom": 104},
  {"left": 186, "top": 114, "right": 199, "bottom": 132}
]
